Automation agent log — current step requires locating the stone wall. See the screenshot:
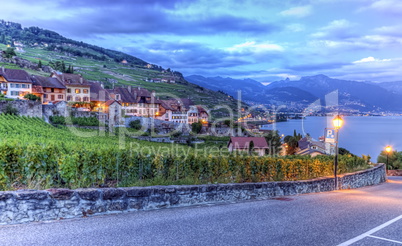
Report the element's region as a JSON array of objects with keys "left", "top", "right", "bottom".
[
  {"left": 0, "top": 100, "right": 42, "bottom": 117},
  {"left": 42, "top": 101, "right": 68, "bottom": 118},
  {"left": 0, "top": 164, "right": 386, "bottom": 225}
]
